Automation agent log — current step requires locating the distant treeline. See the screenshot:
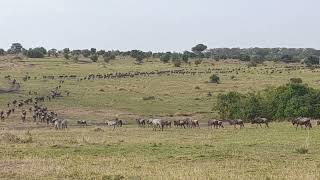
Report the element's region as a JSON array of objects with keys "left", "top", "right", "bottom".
[
  {"left": 214, "top": 79, "right": 320, "bottom": 121},
  {"left": 1, "top": 43, "right": 320, "bottom": 66}
]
